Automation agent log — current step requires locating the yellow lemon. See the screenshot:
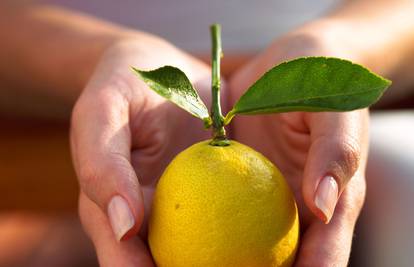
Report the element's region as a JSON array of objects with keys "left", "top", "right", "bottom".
[{"left": 149, "top": 140, "right": 299, "bottom": 267}]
